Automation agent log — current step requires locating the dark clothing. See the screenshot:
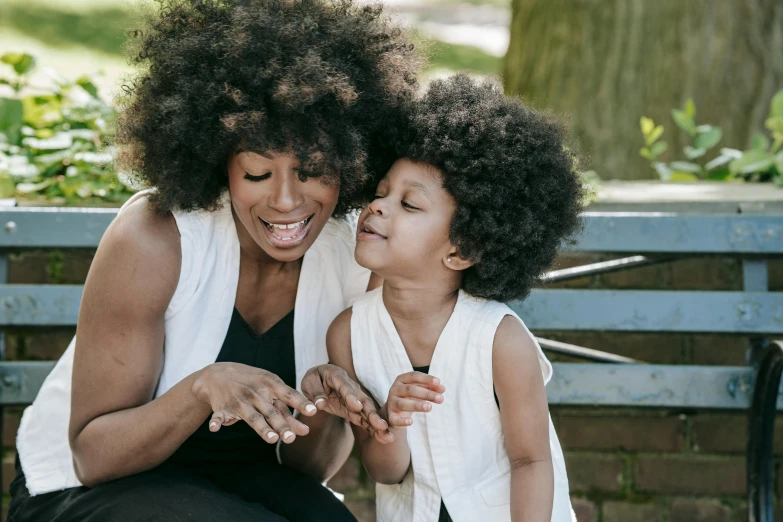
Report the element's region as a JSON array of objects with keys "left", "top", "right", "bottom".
[
  {"left": 168, "top": 308, "right": 296, "bottom": 472},
  {"left": 413, "top": 365, "right": 453, "bottom": 522},
  {"left": 8, "top": 308, "right": 357, "bottom": 522}
]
